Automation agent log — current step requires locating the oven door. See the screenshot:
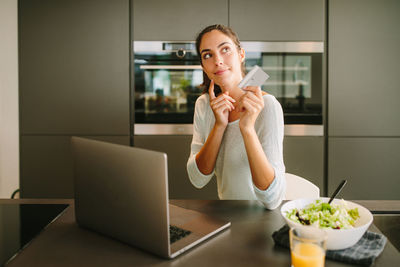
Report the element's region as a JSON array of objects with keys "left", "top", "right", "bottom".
[
  {"left": 241, "top": 42, "right": 324, "bottom": 126},
  {"left": 134, "top": 41, "right": 202, "bottom": 129}
]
